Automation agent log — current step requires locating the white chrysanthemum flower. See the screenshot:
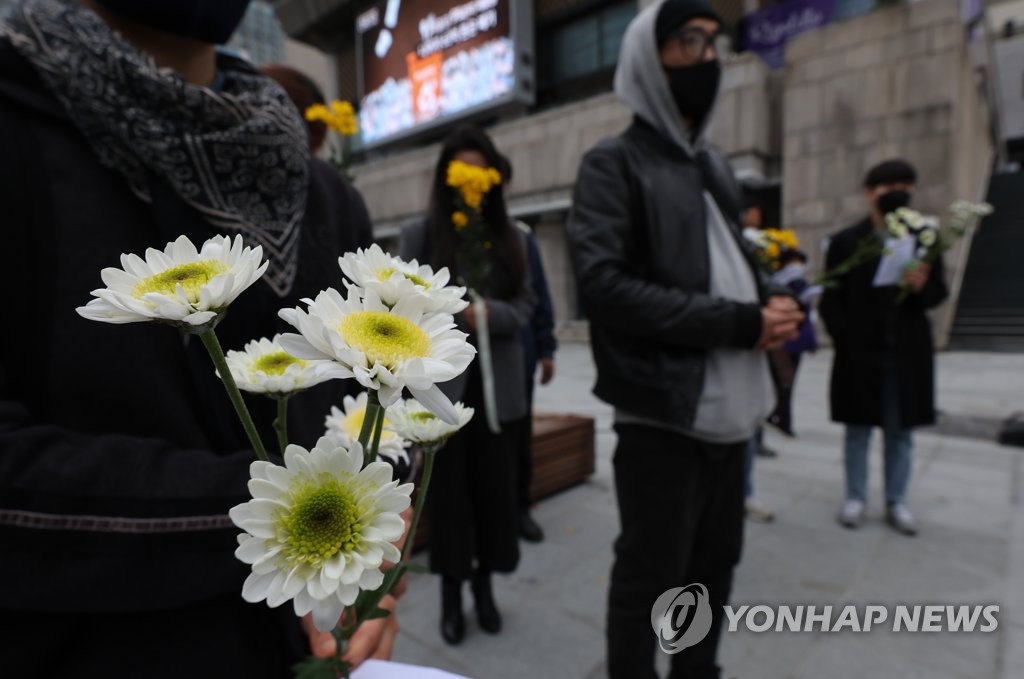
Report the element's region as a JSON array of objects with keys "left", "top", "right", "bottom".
[
  {"left": 386, "top": 398, "right": 474, "bottom": 447},
  {"left": 325, "top": 393, "right": 410, "bottom": 466},
  {"left": 339, "top": 244, "right": 469, "bottom": 314},
  {"left": 230, "top": 437, "right": 412, "bottom": 632},
  {"left": 220, "top": 335, "right": 334, "bottom": 396},
  {"left": 743, "top": 228, "right": 769, "bottom": 248},
  {"left": 918, "top": 228, "right": 937, "bottom": 248},
  {"left": 896, "top": 208, "right": 925, "bottom": 230},
  {"left": 889, "top": 222, "right": 909, "bottom": 240},
  {"left": 278, "top": 287, "right": 476, "bottom": 423},
  {"left": 77, "top": 234, "right": 268, "bottom": 328}
]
